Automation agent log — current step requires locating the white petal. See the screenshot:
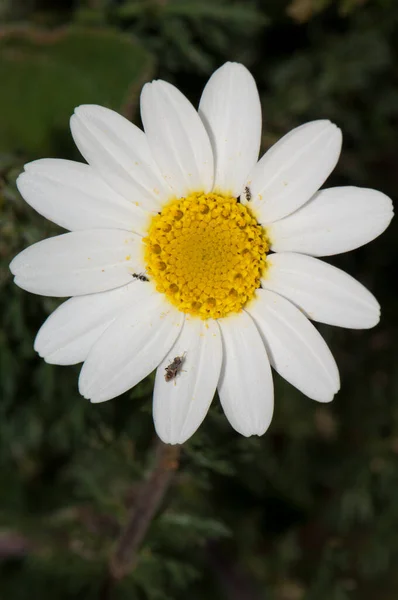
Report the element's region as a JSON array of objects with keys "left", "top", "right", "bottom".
[
  {"left": 262, "top": 252, "right": 380, "bottom": 329},
  {"left": 79, "top": 293, "right": 183, "bottom": 403},
  {"left": 35, "top": 281, "right": 149, "bottom": 365},
  {"left": 70, "top": 105, "right": 170, "bottom": 211},
  {"left": 198, "top": 62, "right": 261, "bottom": 197},
  {"left": 218, "top": 311, "right": 273, "bottom": 437},
  {"left": 9, "top": 230, "right": 144, "bottom": 297},
  {"left": 247, "top": 290, "right": 340, "bottom": 402},
  {"left": 140, "top": 80, "right": 214, "bottom": 196},
  {"left": 269, "top": 186, "right": 394, "bottom": 256},
  {"left": 18, "top": 159, "right": 150, "bottom": 234},
  {"left": 153, "top": 318, "right": 222, "bottom": 444},
  {"left": 243, "top": 120, "right": 342, "bottom": 223}
]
